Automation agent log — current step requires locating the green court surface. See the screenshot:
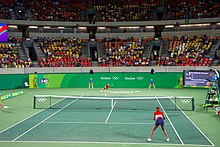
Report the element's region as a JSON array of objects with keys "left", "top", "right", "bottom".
[{"left": 0, "top": 88, "right": 219, "bottom": 147}]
